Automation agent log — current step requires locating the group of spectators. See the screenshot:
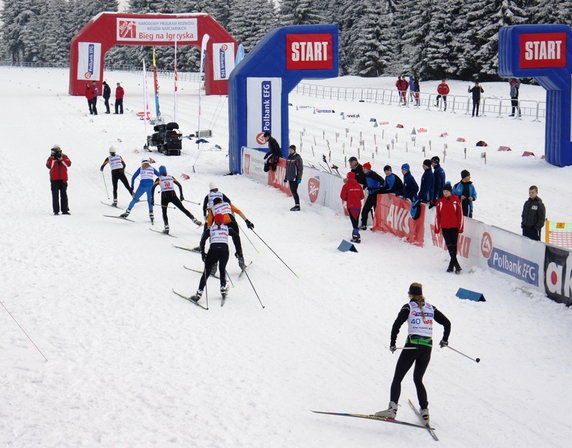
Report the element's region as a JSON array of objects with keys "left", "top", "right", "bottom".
[
  {"left": 85, "top": 80, "right": 125, "bottom": 115},
  {"left": 395, "top": 76, "right": 522, "bottom": 118}
]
